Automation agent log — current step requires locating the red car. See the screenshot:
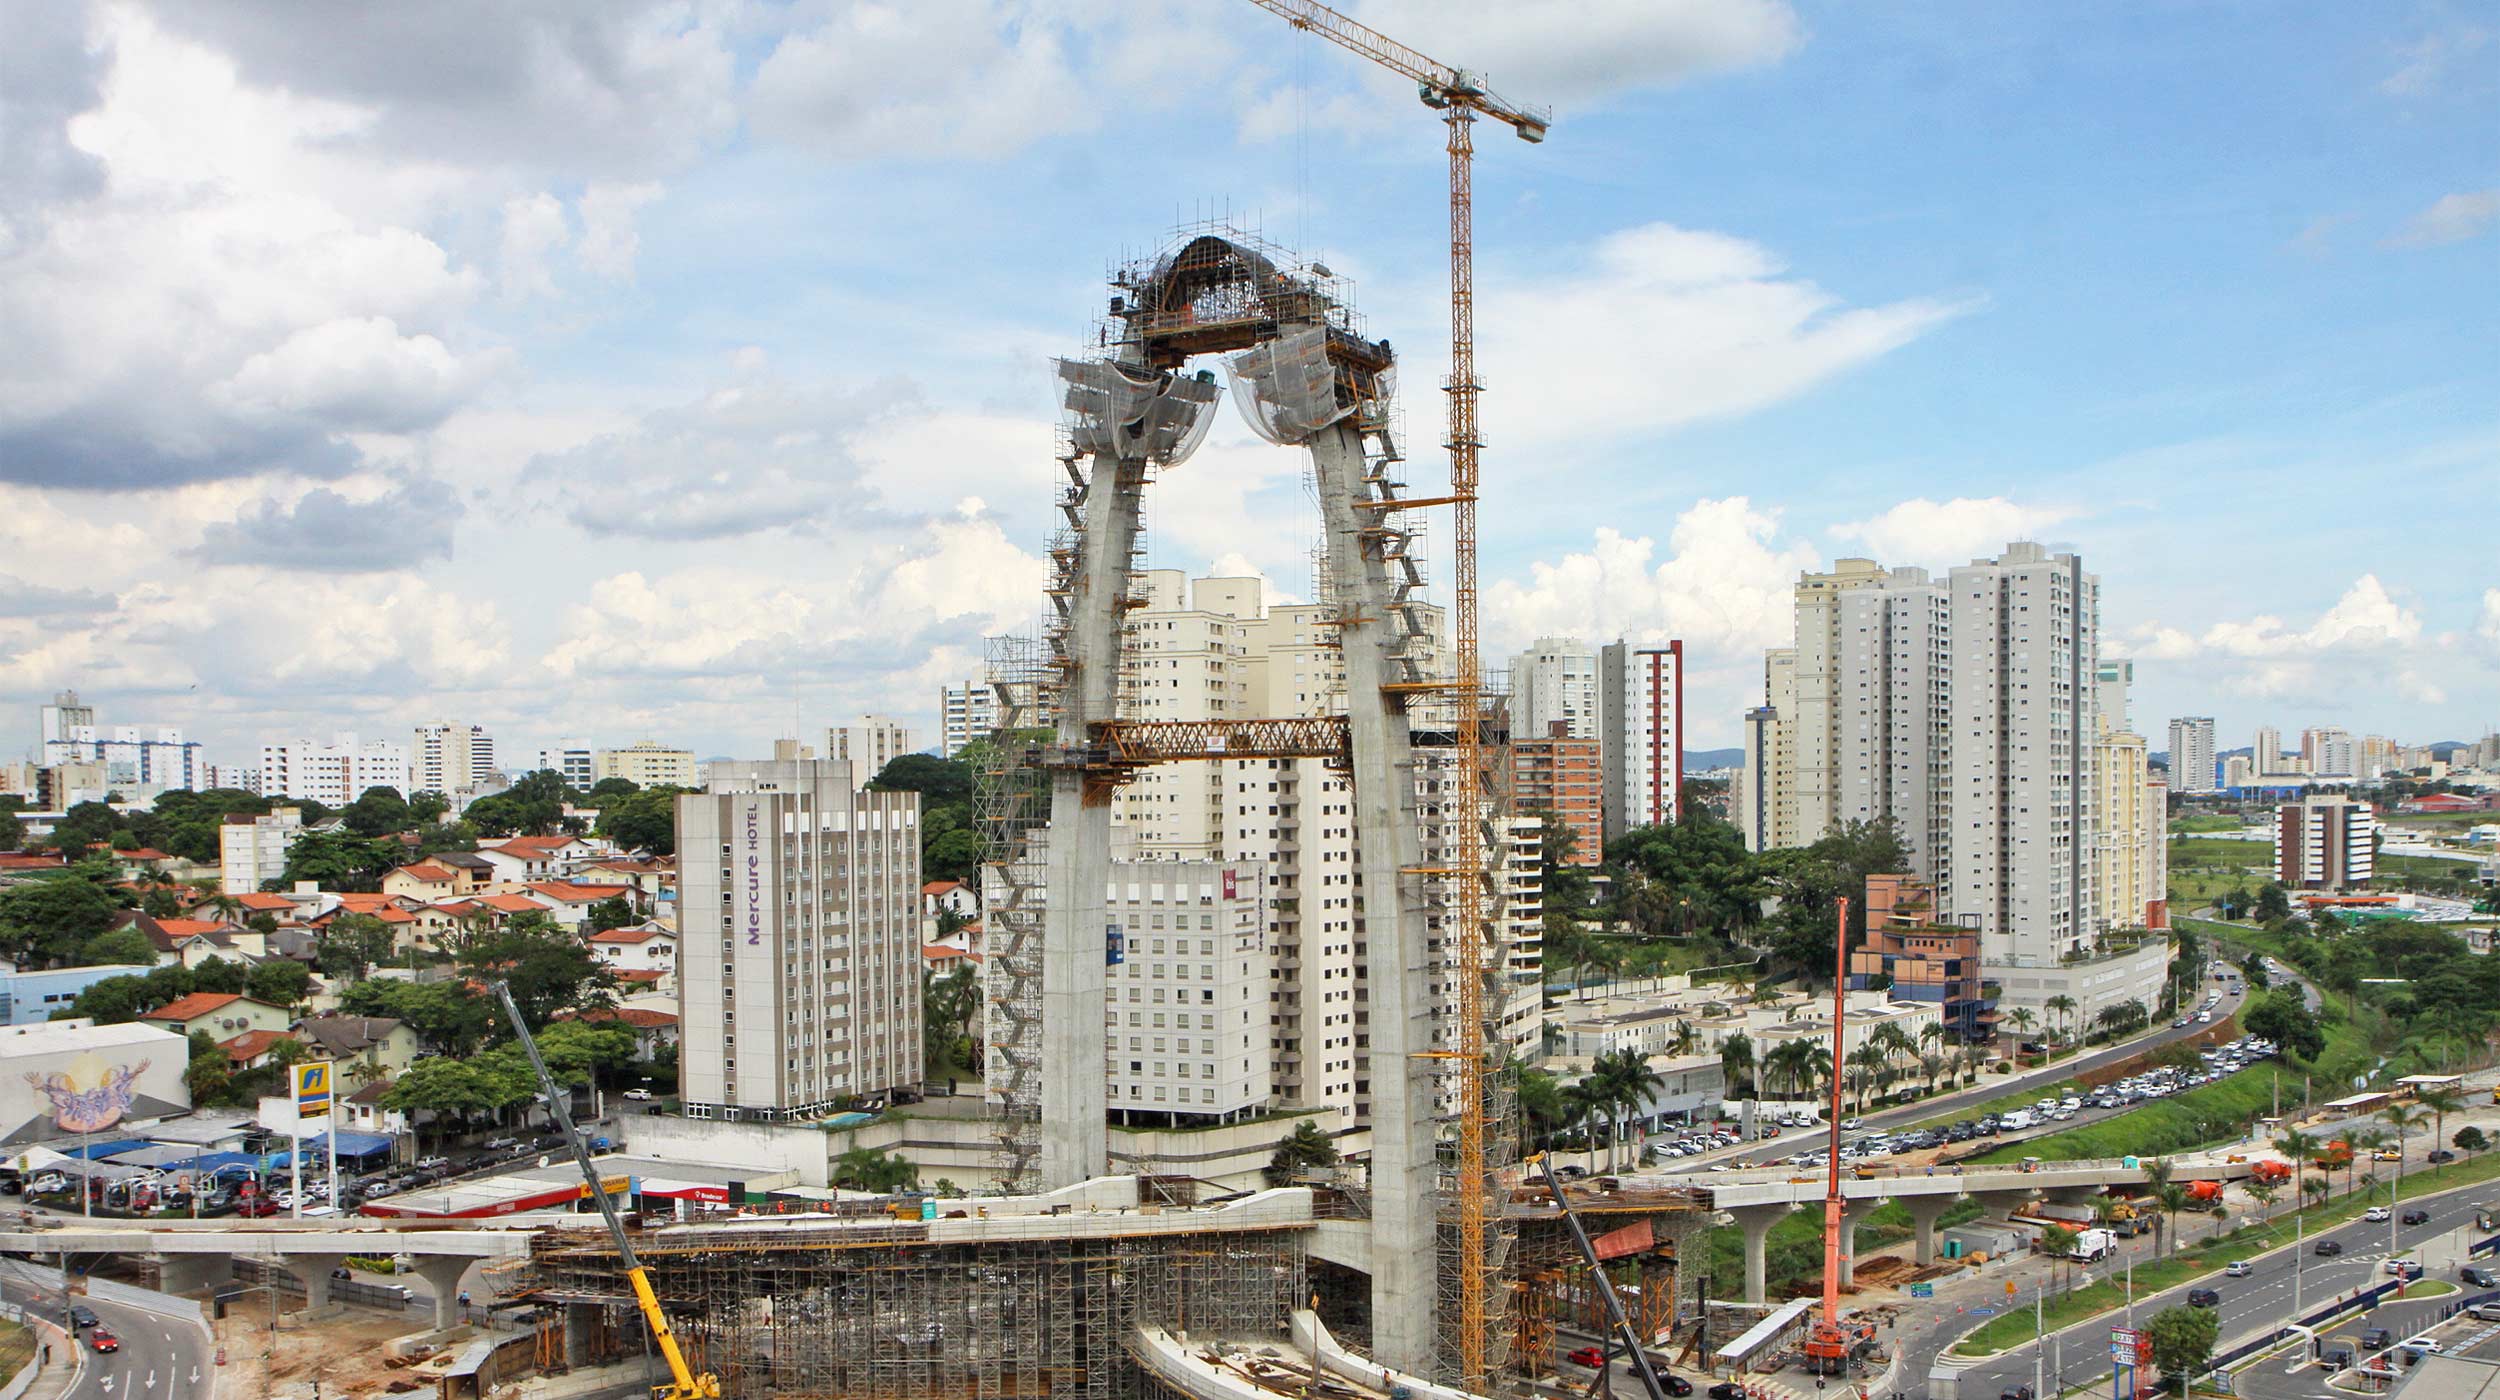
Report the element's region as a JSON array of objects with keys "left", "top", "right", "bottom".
[
  {"left": 236, "top": 1197, "right": 282, "bottom": 1218},
  {"left": 1566, "top": 1346, "right": 1607, "bottom": 1369},
  {"left": 89, "top": 1327, "right": 118, "bottom": 1353}
]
